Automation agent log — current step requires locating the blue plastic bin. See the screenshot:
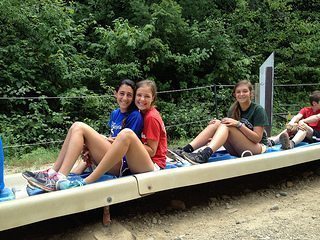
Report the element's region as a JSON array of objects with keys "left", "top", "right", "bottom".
[
  {"left": 0, "top": 137, "right": 4, "bottom": 191},
  {"left": 0, "top": 137, "right": 16, "bottom": 201}
]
